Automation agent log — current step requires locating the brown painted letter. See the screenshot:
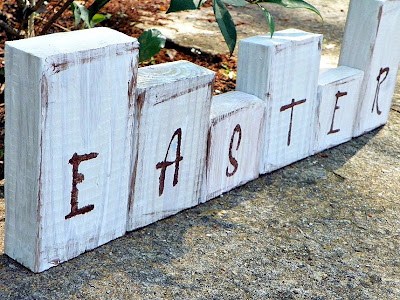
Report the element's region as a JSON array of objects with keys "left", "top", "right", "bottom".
[
  {"left": 280, "top": 98, "right": 306, "bottom": 146},
  {"left": 371, "top": 67, "right": 390, "bottom": 115},
  {"left": 328, "top": 91, "right": 348, "bottom": 135},
  {"left": 226, "top": 124, "right": 242, "bottom": 177},
  {"left": 65, "top": 152, "right": 98, "bottom": 220},
  {"left": 156, "top": 128, "right": 184, "bottom": 196}
]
